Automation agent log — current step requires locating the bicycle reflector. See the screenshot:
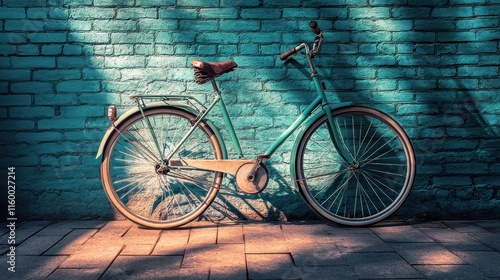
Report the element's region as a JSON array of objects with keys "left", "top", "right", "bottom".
[{"left": 108, "top": 105, "right": 117, "bottom": 123}]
